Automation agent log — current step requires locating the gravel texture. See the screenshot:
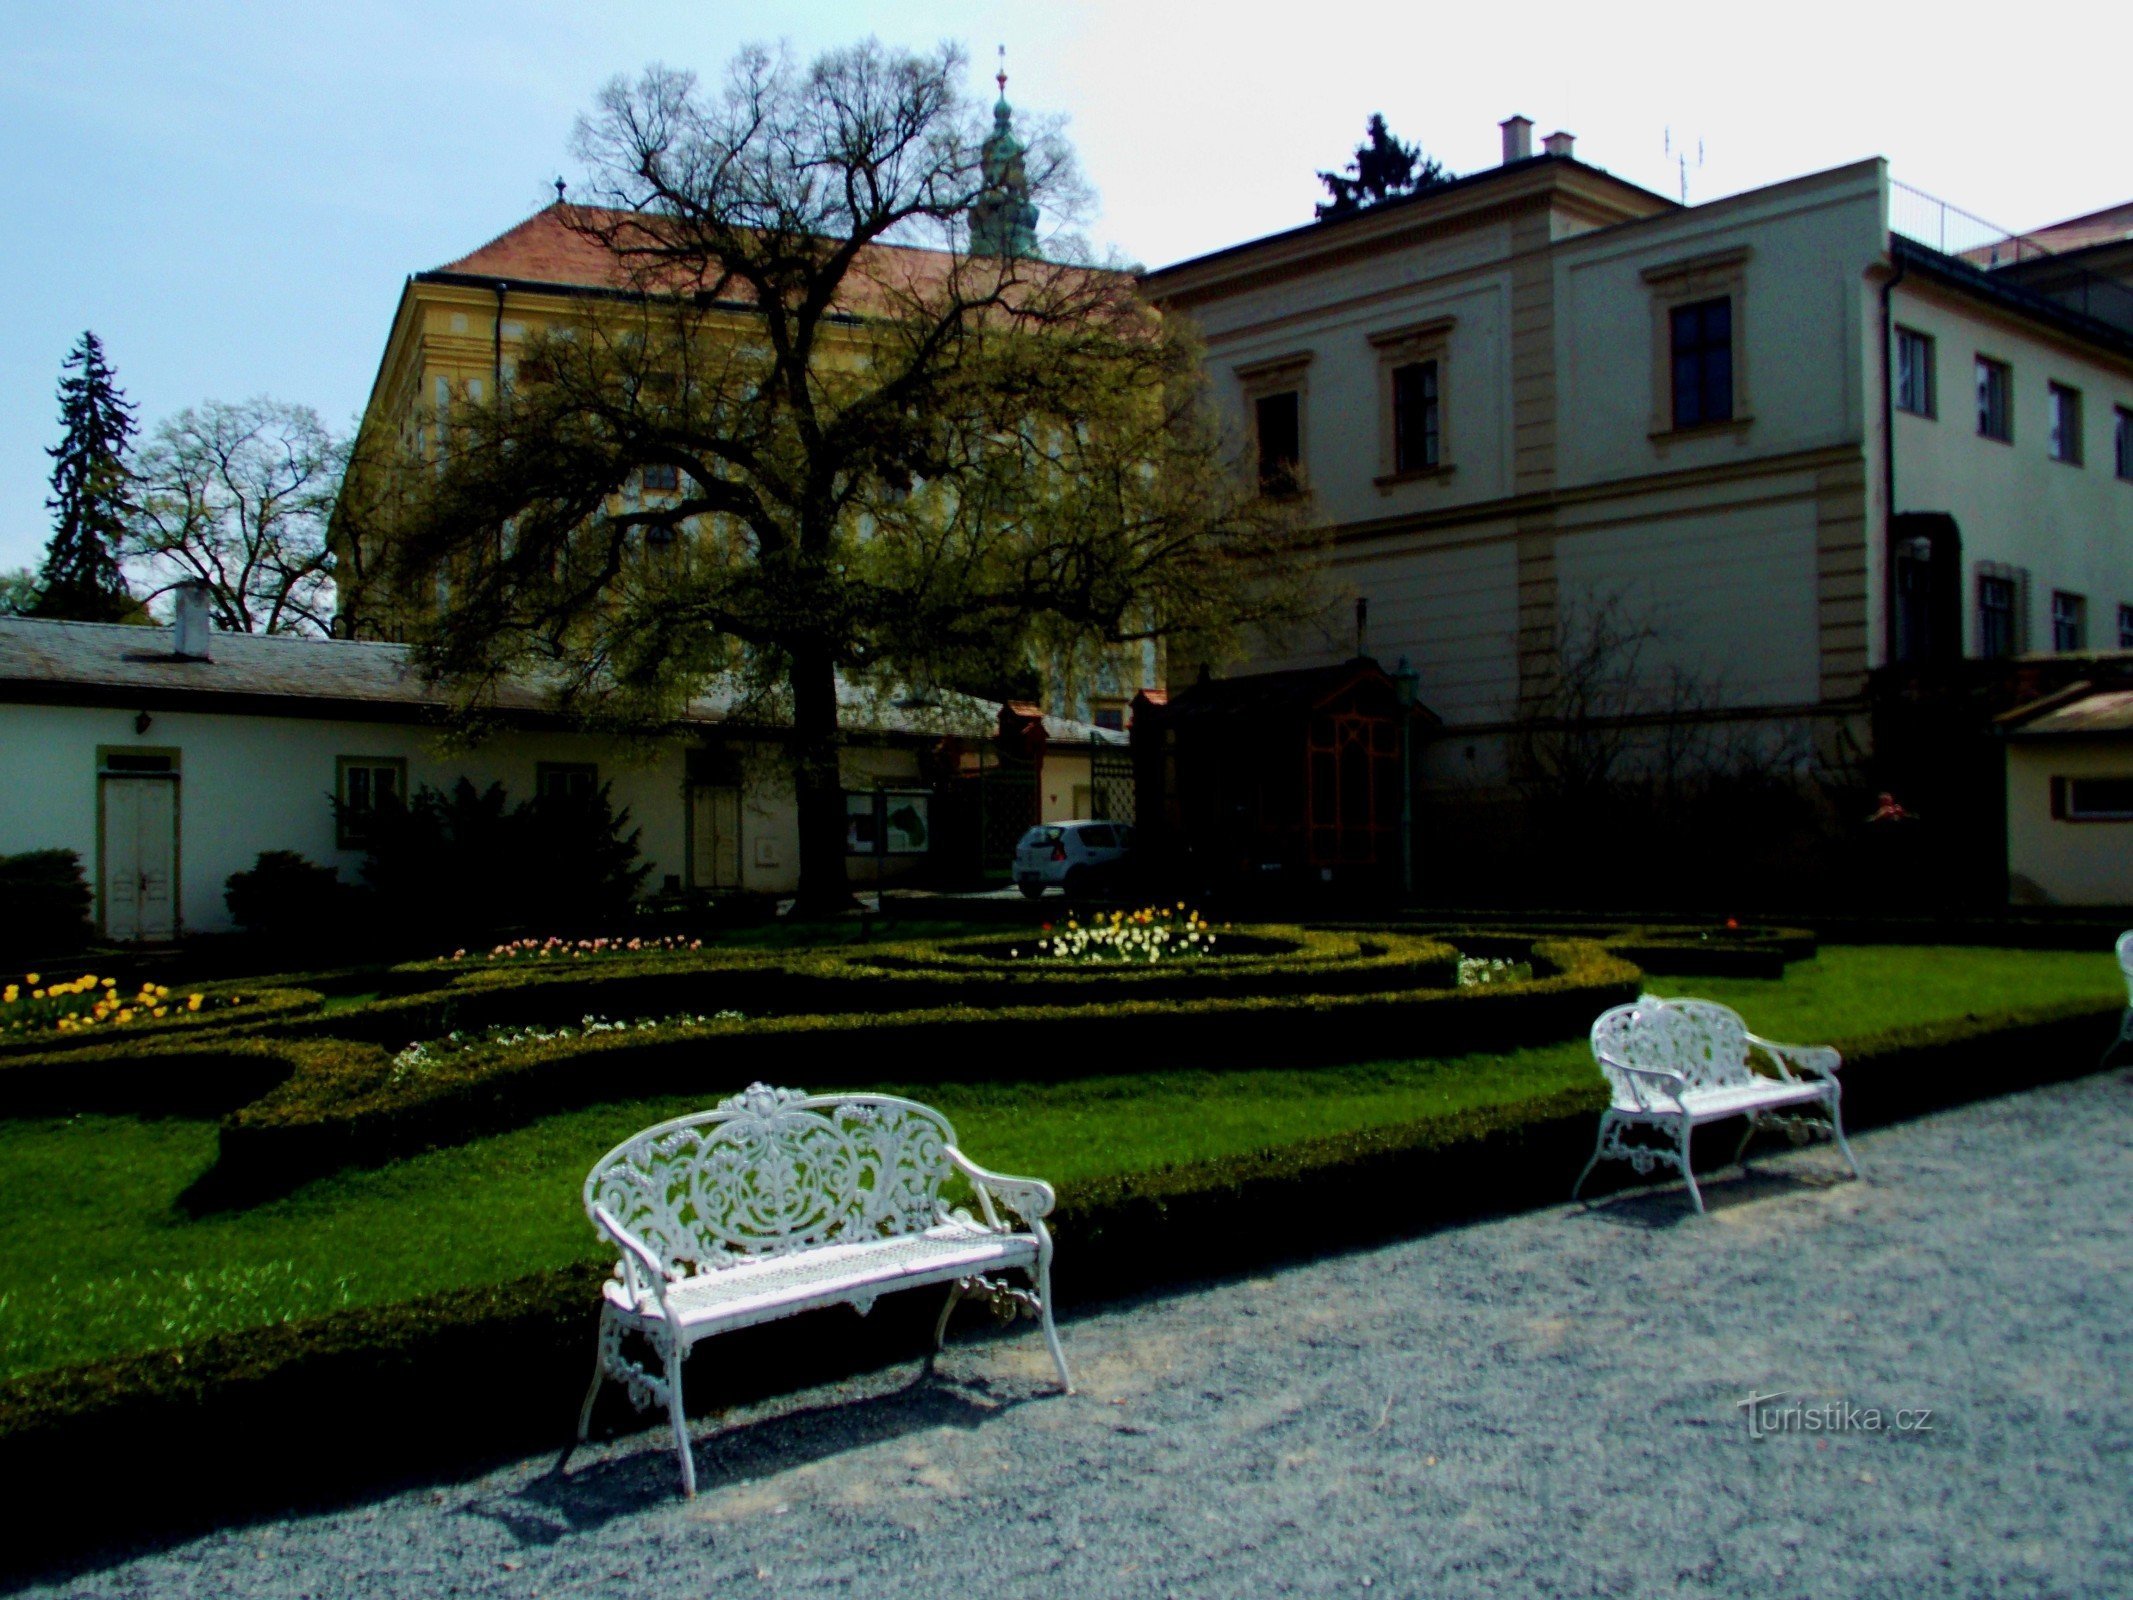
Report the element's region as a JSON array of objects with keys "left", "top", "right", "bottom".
[{"left": 27, "top": 1069, "right": 2133, "bottom": 1599}]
